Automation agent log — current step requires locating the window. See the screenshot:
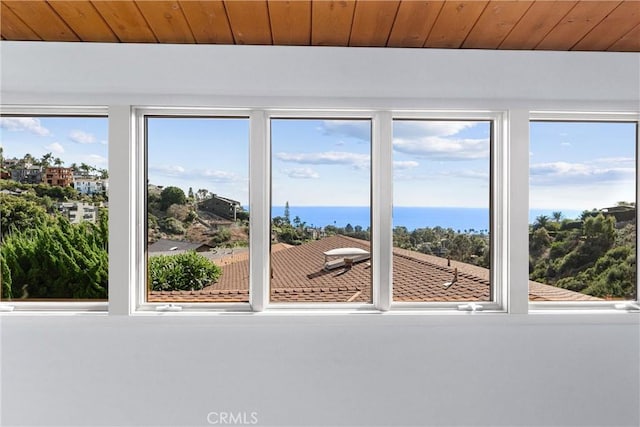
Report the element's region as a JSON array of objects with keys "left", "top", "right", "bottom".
[
  {"left": 0, "top": 114, "right": 108, "bottom": 305},
  {"left": 270, "top": 118, "right": 372, "bottom": 304},
  {"left": 392, "top": 119, "right": 492, "bottom": 303},
  {"left": 144, "top": 115, "right": 250, "bottom": 305},
  {"left": 4, "top": 107, "right": 636, "bottom": 314},
  {"left": 529, "top": 118, "right": 638, "bottom": 303}
]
